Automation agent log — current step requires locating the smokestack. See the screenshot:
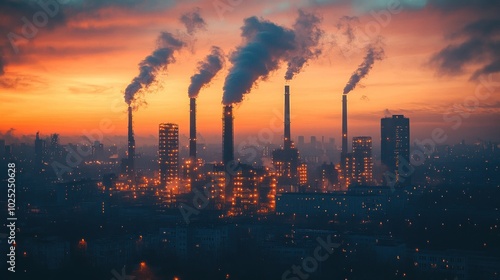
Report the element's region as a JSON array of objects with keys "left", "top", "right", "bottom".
[
  {"left": 189, "top": 98, "right": 197, "bottom": 159},
  {"left": 284, "top": 85, "right": 292, "bottom": 149},
  {"left": 128, "top": 106, "right": 135, "bottom": 182},
  {"left": 342, "top": 94, "right": 348, "bottom": 156},
  {"left": 223, "top": 105, "right": 234, "bottom": 166}
]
